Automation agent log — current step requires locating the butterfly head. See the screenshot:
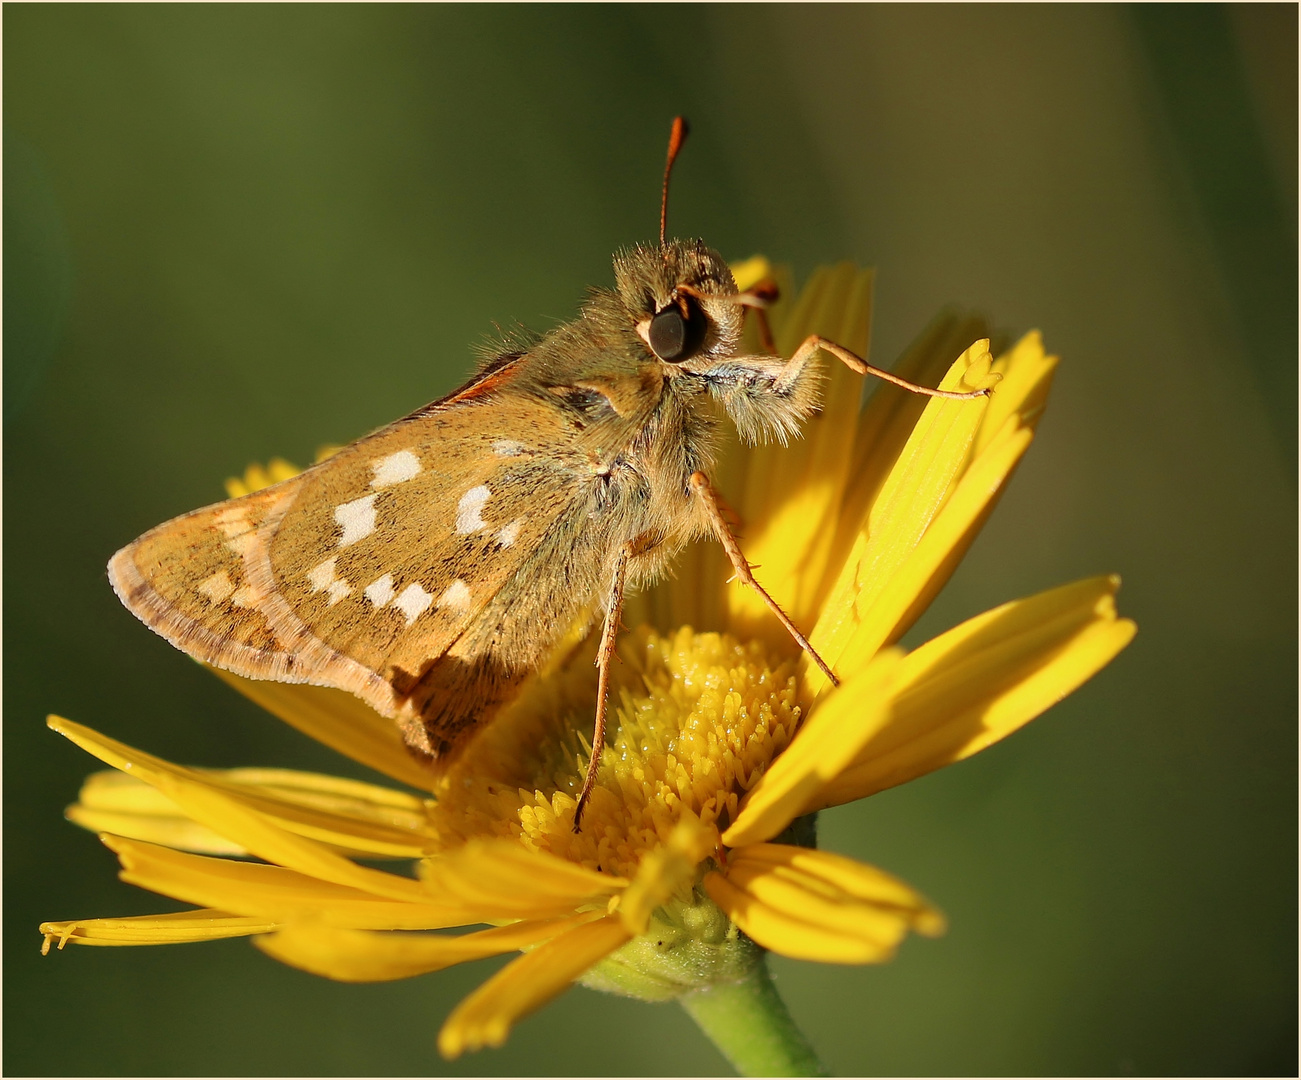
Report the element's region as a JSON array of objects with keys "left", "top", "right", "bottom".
[
  {"left": 606, "top": 116, "right": 746, "bottom": 370},
  {"left": 597, "top": 116, "right": 817, "bottom": 447},
  {"left": 613, "top": 240, "right": 746, "bottom": 369}
]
